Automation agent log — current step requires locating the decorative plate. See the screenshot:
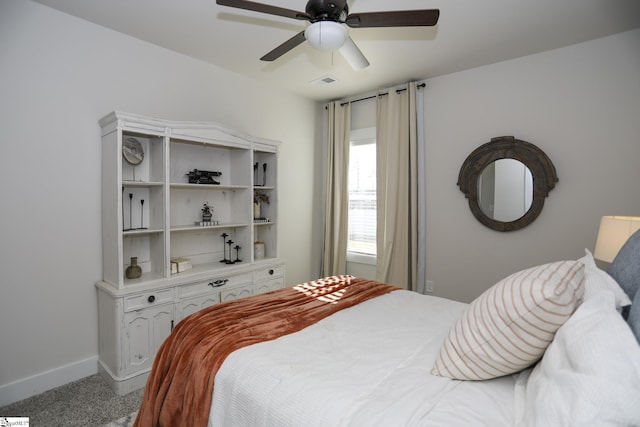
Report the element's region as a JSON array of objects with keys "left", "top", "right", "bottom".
[{"left": 123, "top": 137, "right": 144, "bottom": 165}]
